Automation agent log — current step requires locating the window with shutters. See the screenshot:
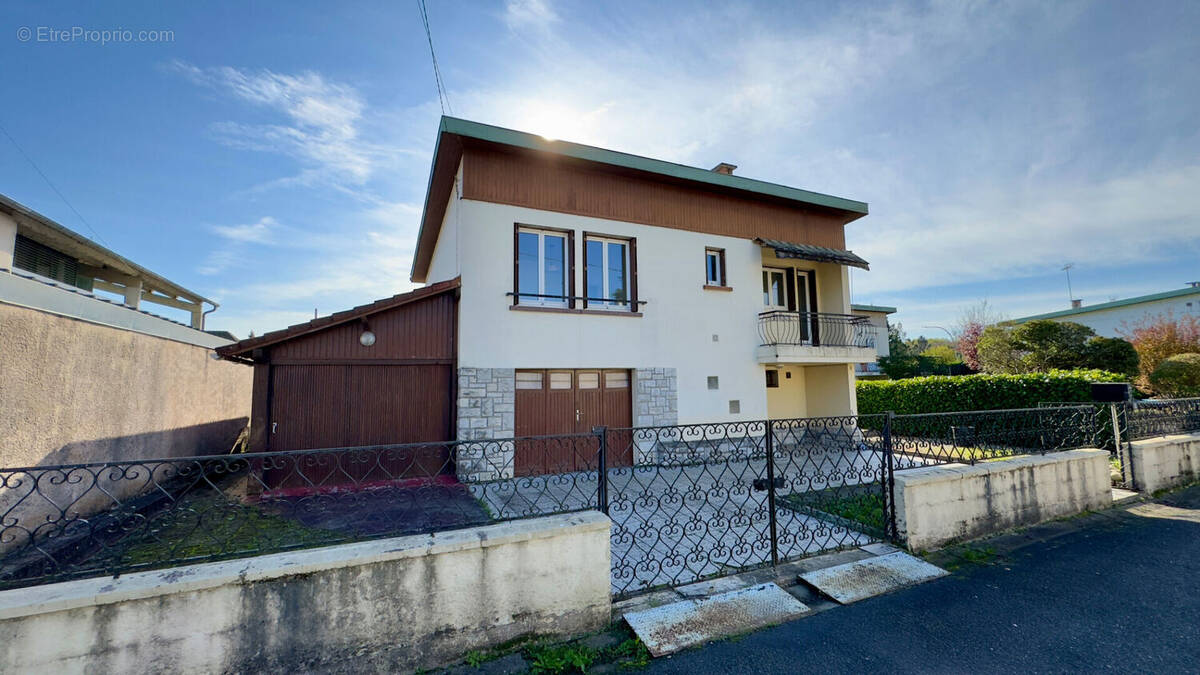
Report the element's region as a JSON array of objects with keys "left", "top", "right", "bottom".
[{"left": 12, "top": 235, "right": 80, "bottom": 287}]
